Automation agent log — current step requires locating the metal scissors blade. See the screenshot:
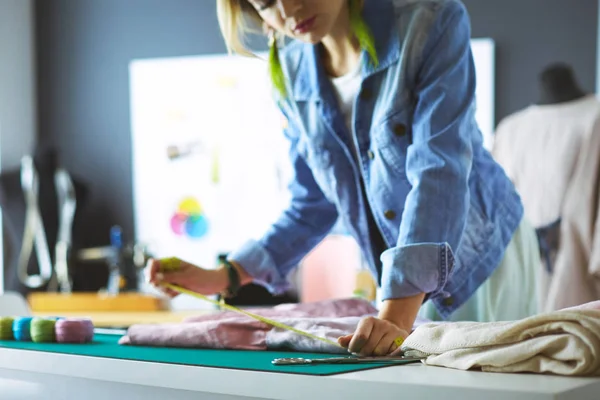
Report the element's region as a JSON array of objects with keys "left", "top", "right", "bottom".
[{"left": 272, "top": 355, "right": 424, "bottom": 365}]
